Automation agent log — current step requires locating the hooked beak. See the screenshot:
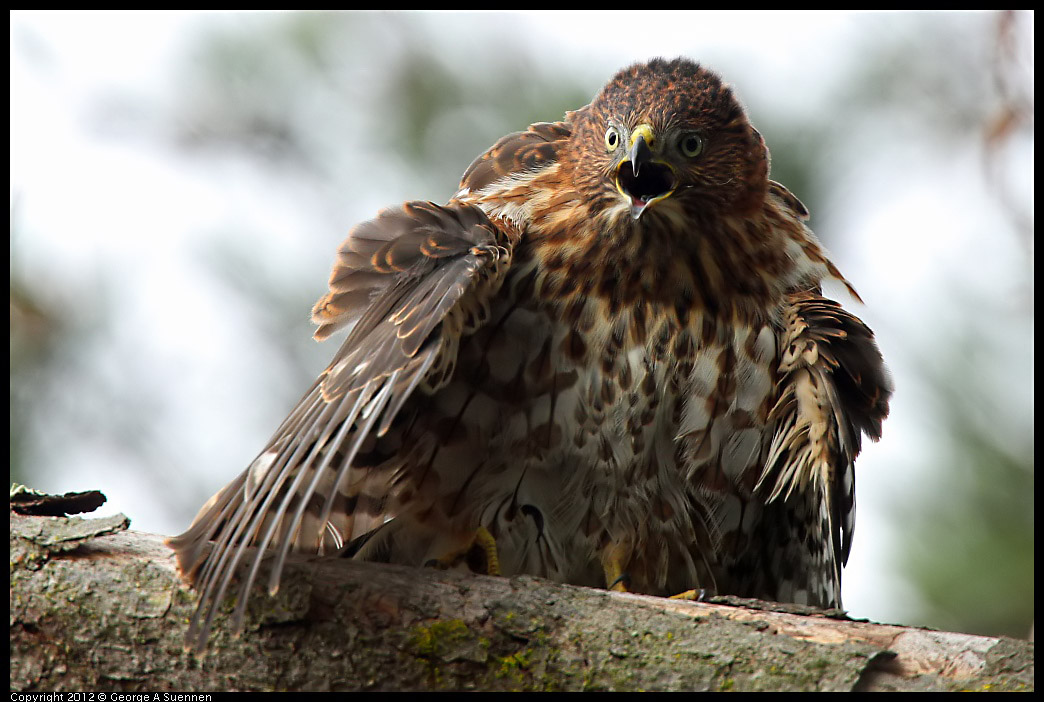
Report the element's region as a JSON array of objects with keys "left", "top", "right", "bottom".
[
  {"left": 615, "top": 124, "right": 677, "bottom": 220},
  {"left": 629, "top": 126, "right": 655, "bottom": 177}
]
